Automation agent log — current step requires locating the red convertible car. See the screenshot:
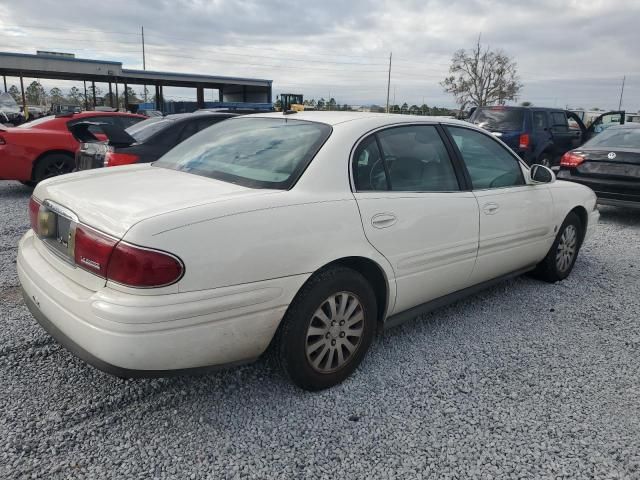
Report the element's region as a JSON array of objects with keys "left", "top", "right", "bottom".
[{"left": 0, "top": 111, "right": 146, "bottom": 184}]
